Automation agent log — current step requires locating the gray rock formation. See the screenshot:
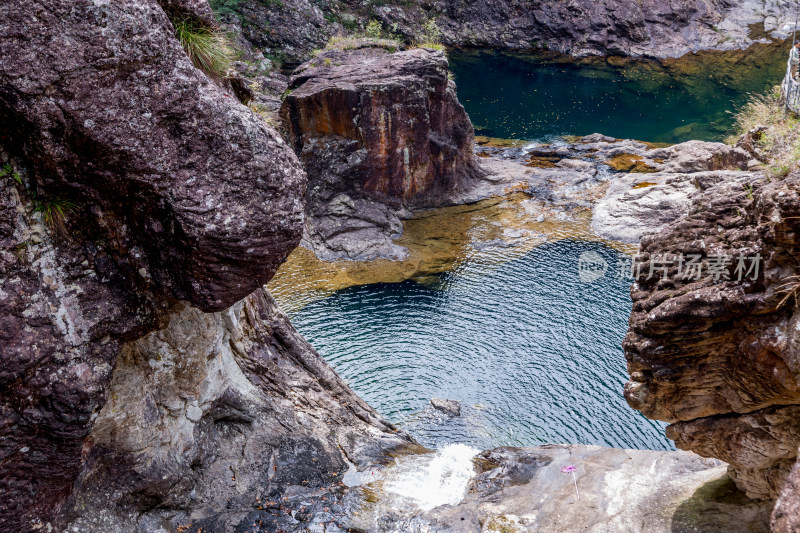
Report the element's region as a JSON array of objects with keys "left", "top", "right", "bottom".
[
  {"left": 621, "top": 169, "right": 800, "bottom": 503},
  {"left": 1, "top": 0, "right": 305, "bottom": 311},
  {"left": 65, "top": 290, "right": 410, "bottom": 531},
  {"left": 350, "top": 445, "right": 773, "bottom": 532},
  {"left": 218, "top": 0, "right": 796, "bottom": 64},
  {"left": 430, "top": 398, "right": 462, "bottom": 416},
  {"left": 592, "top": 141, "right": 754, "bottom": 243}
]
